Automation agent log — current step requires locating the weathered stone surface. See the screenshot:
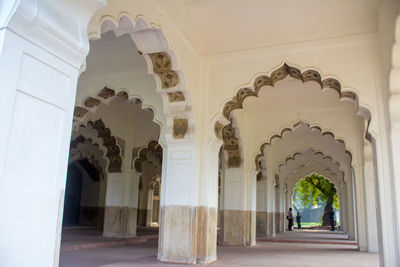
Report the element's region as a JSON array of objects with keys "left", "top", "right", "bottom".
[
  {"left": 158, "top": 205, "right": 217, "bottom": 264},
  {"left": 103, "top": 206, "right": 137, "bottom": 238},
  {"left": 222, "top": 210, "right": 252, "bottom": 246},
  {"left": 256, "top": 211, "right": 268, "bottom": 237}
]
